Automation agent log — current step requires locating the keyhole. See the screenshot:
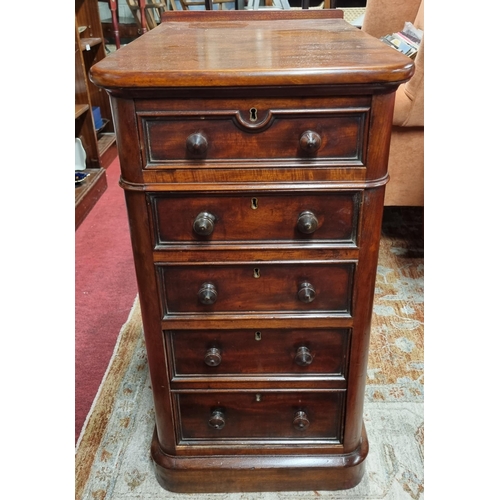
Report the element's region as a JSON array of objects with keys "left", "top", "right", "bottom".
[
  {"left": 251, "top": 197, "right": 258, "bottom": 209},
  {"left": 253, "top": 268, "right": 261, "bottom": 278},
  {"left": 249, "top": 107, "right": 258, "bottom": 122},
  {"left": 255, "top": 331, "right": 262, "bottom": 341},
  {"left": 255, "top": 394, "right": 262, "bottom": 402}
]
